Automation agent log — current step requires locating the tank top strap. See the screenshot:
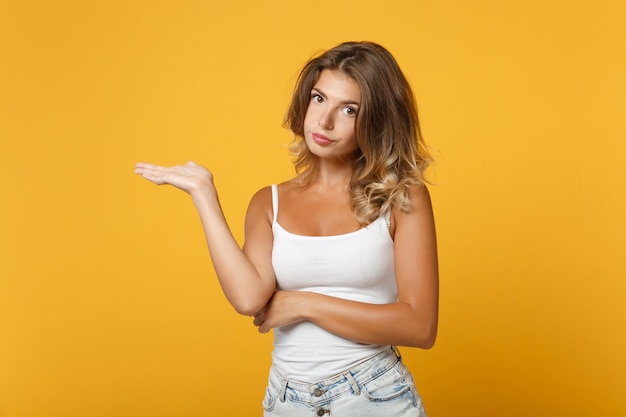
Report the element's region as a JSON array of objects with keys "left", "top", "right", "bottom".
[
  {"left": 383, "top": 208, "right": 391, "bottom": 229},
  {"left": 271, "top": 184, "right": 279, "bottom": 223}
]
